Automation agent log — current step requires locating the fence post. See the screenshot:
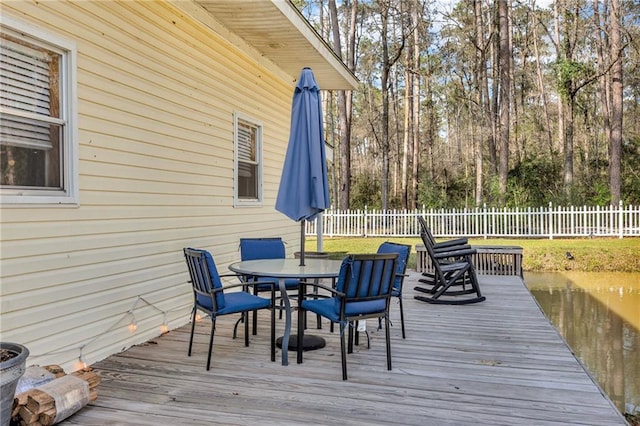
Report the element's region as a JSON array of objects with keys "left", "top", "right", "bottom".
[
  {"left": 548, "top": 202, "right": 553, "bottom": 240},
  {"left": 570, "top": 205, "right": 575, "bottom": 235},
  {"left": 483, "top": 203, "right": 487, "bottom": 239},
  {"left": 363, "top": 206, "right": 368, "bottom": 237},
  {"left": 332, "top": 209, "right": 336, "bottom": 237},
  {"left": 619, "top": 200, "right": 624, "bottom": 239}
]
